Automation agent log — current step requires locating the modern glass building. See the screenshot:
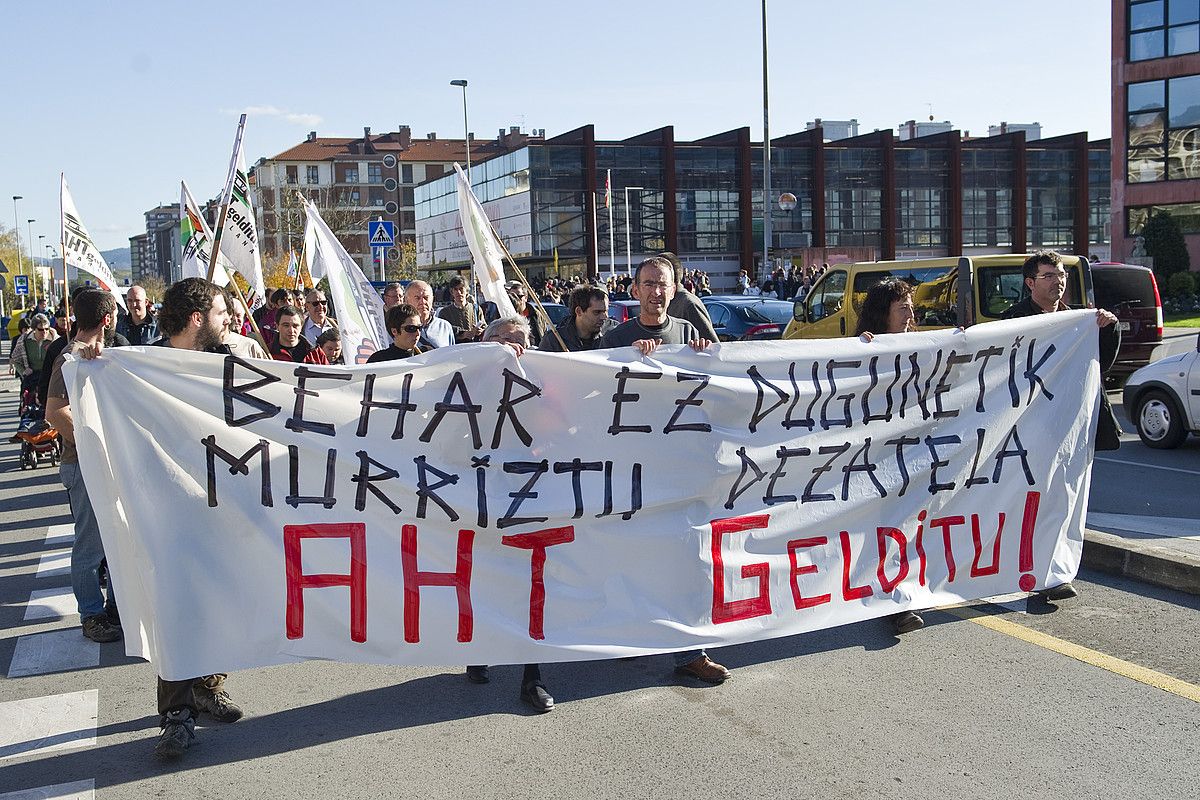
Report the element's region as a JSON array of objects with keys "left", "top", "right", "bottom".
[
  {"left": 417, "top": 123, "right": 1108, "bottom": 288},
  {"left": 1113, "top": 0, "right": 1200, "bottom": 267}
]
